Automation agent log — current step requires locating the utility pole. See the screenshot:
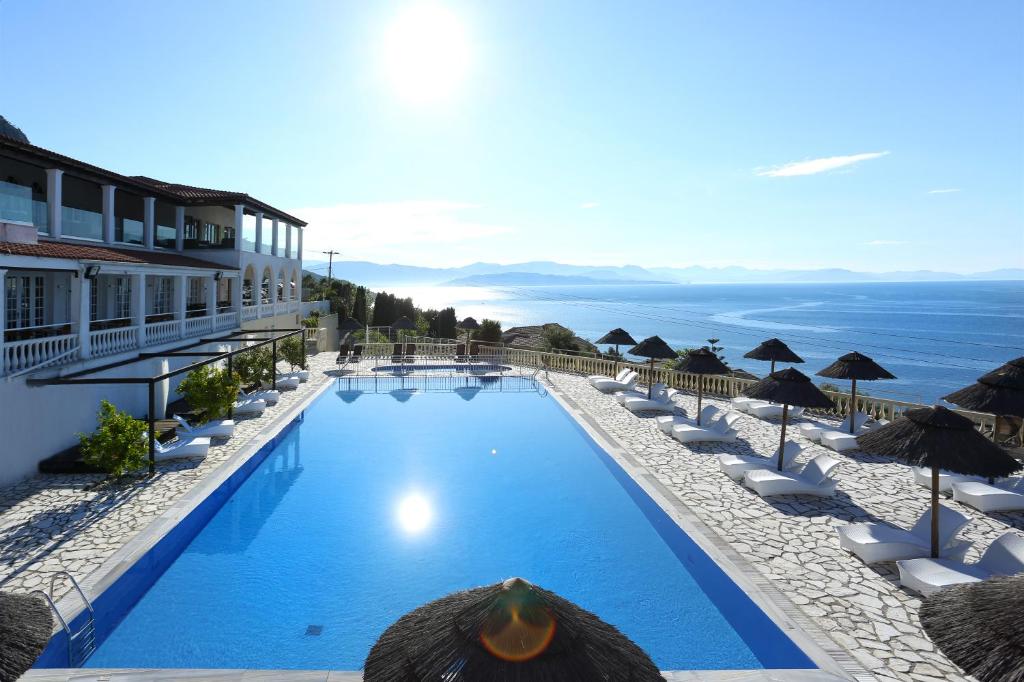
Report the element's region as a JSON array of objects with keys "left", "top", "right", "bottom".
[{"left": 321, "top": 250, "right": 341, "bottom": 286}]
